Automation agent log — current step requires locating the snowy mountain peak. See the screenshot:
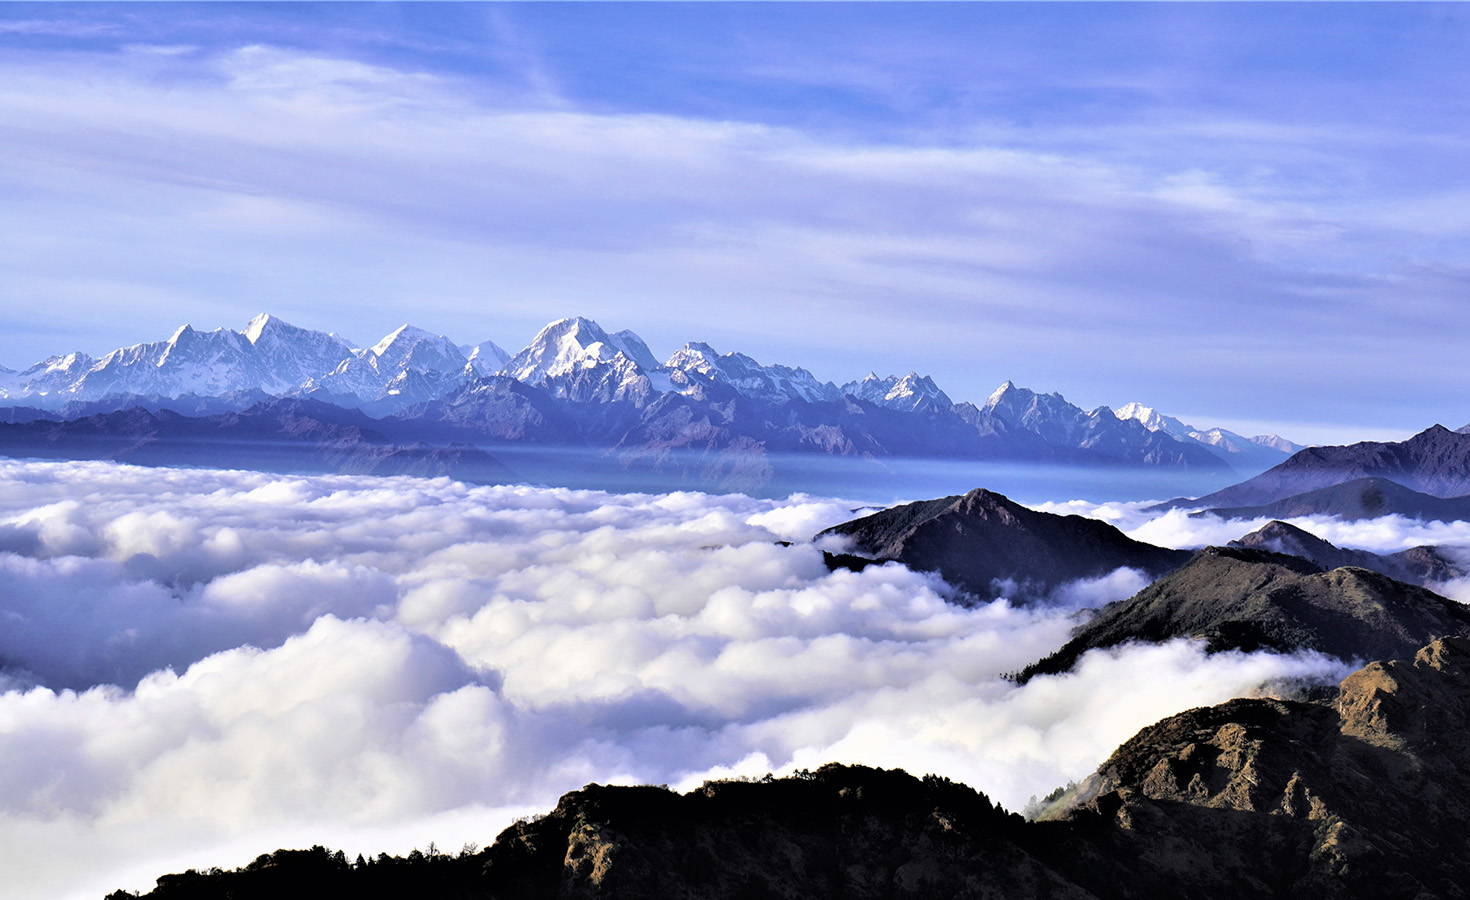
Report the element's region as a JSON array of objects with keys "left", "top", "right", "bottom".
[
  {"left": 608, "top": 329, "right": 659, "bottom": 372},
  {"left": 504, "top": 317, "right": 625, "bottom": 382},
  {"left": 666, "top": 341, "right": 839, "bottom": 405},
  {"left": 243, "top": 313, "right": 278, "bottom": 344},
  {"left": 500, "top": 317, "right": 651, "bottom": 403},
  {"left": 667, "top": 339, "right": 717, "bottom": 363},
  {"left": 978, "top": 381, "right": 1092, "bottom": 445},
  {"left": 840, "top": 370, "right": 952, "bottom": 413},
  {"left": 1115, "top": 402, "right": 1194, "bottom": 438},
  {"left": 371, "top": 325, "right": 433, "bottom": 359},
  {"left": 544, "top": 316, "right": 610, "bottom": 345},
  {"left": 461, "top": 339, "right": 511, "bottom": 377},
  {"left": 1108, "top": 400, "right": 1304, "bottom": 468},
  {"left": 986, "top": 381, "right": 1018, "bottom": 405},
  {"left": 983, "top": 380, "right": 1044, "bottom": 412},
  {"left": 1251, "top": 434, "right": 1304, "bottom": 453}
]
